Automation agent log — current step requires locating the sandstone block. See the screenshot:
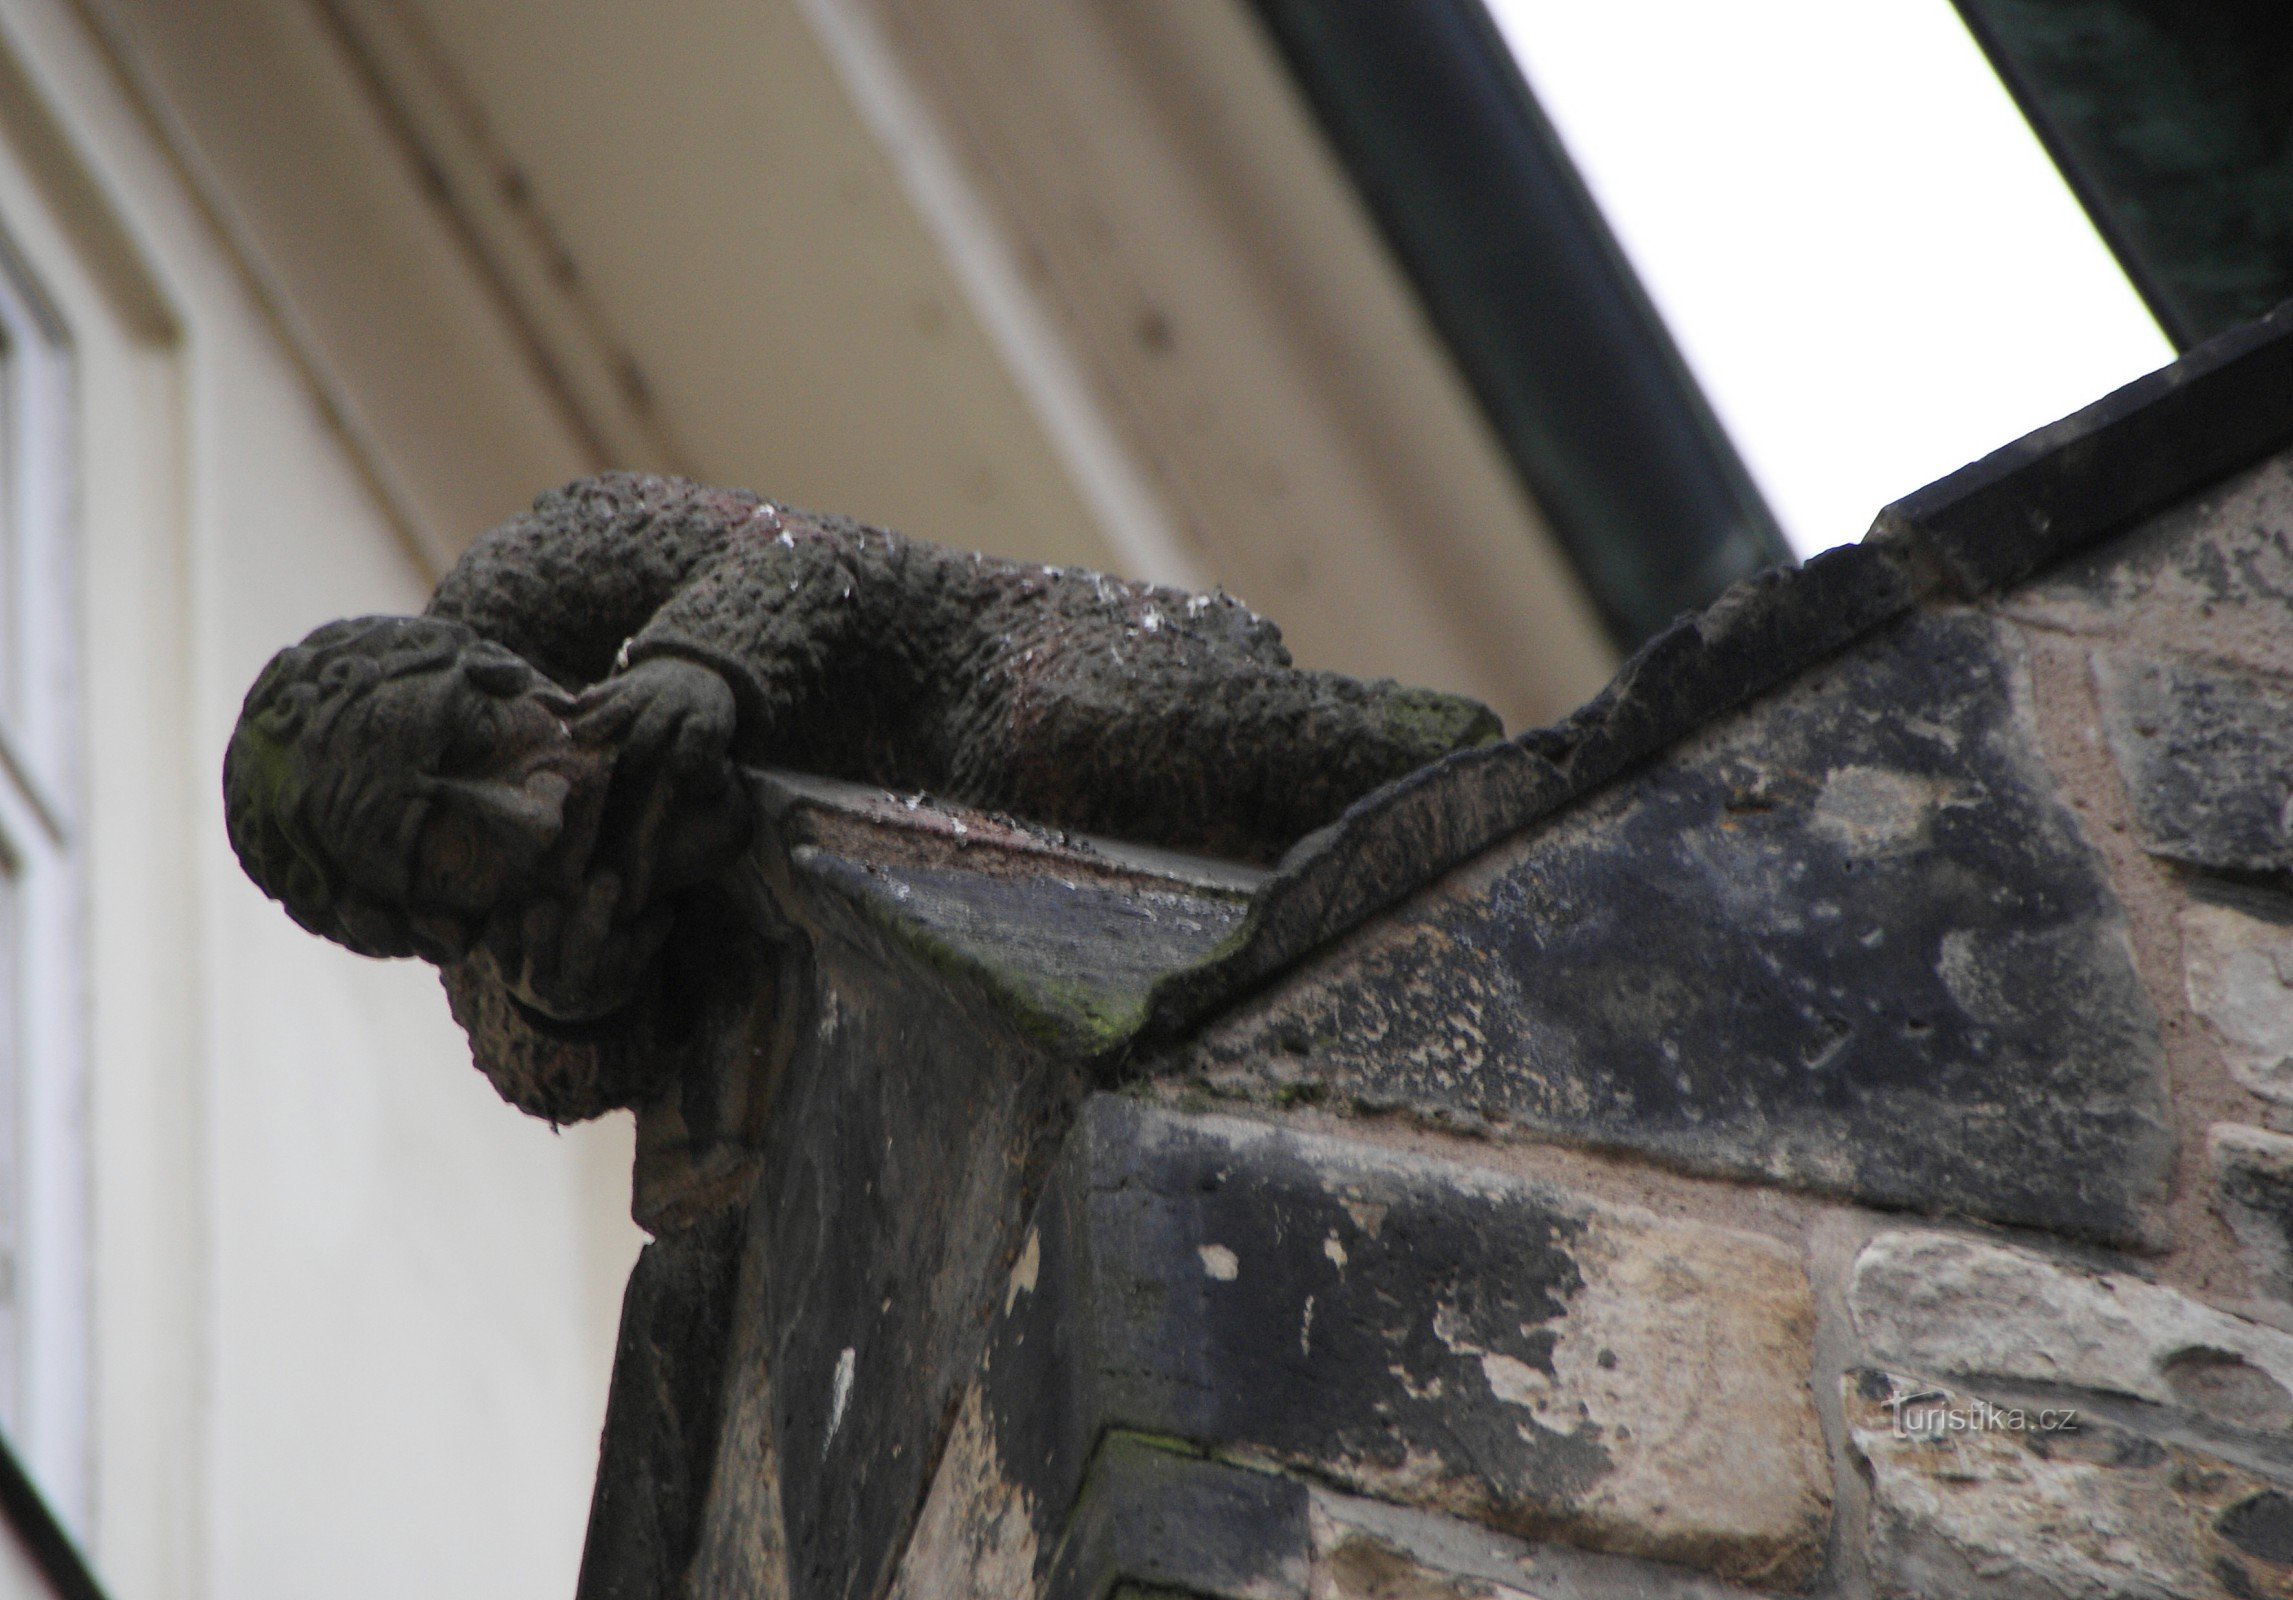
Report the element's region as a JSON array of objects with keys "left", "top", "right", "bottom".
[
  {"left": 1176, "top": 611, "right": 2172, "bottom": 1244},
  {"left": 2095, "top": 649, "right": 2293, "bottom": 878},
  {"left": 1848, "top": 1370, "right": 2293, "bottom": 1600},
  {"left": 2184, "top": 896, "right": 2293, "bottom": 1106},
  {"left": 2214, "top": 1124, "right": 2293, "bottom": 1313},
  {"left": 1849, "top": 1229, "right": 2293, "bottom": 1429},
  {"left": 940, "top": 1097, "right": 1831, "bottom": 1593}
]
